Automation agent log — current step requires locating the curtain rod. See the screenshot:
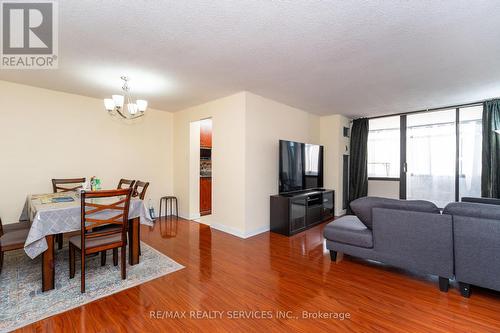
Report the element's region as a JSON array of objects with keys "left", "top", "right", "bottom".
[{"left": 355, "top": 96, "right": 499, "bottom": 121}]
